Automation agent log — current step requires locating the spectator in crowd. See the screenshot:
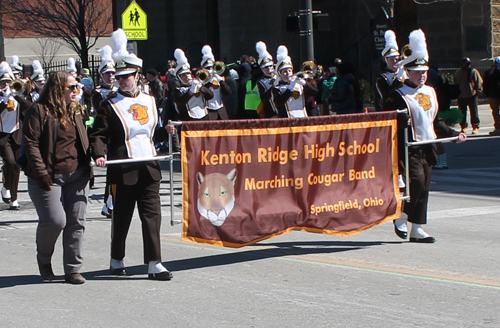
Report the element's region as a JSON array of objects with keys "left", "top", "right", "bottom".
[
  {"left": 329, "top": 63, "right": 356, "bottom": 114},
  {"left": 454, "top": 57, "right": 483, "bottom": 134},
  {"left": 482, "top": 57, "right": 500, "bottom": 136}
]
